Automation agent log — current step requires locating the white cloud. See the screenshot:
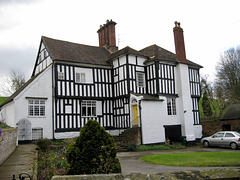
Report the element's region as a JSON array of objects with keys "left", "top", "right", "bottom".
[{"left": 0, "top": 0, "right": 240, "bottom": 95}]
